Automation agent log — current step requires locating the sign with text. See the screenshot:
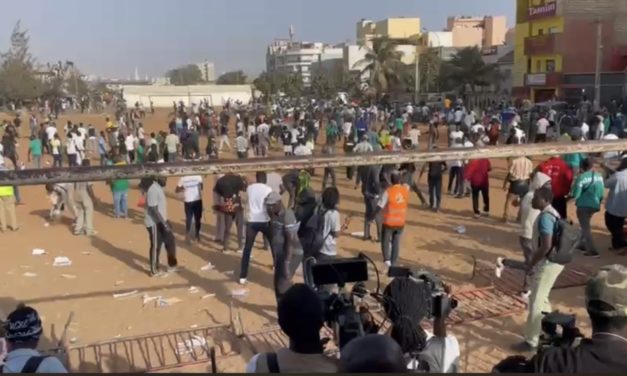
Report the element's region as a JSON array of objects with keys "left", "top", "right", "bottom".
[
  {"left": 526, "top": 73, "right": 547, "bottom": 86},
  {"left": 528, "top": 1, "right": 557, "bottom": 20}
]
